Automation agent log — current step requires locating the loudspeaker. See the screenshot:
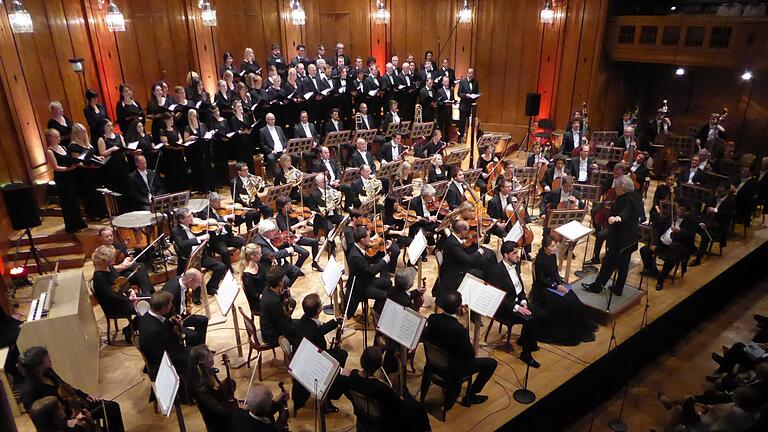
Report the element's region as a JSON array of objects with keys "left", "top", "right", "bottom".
[
  {"left": 1, "top": 183, "right": 41, "bottom": 231},
  {"left": 525, "top": 93, "right": 541, "bottom": 117}
]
